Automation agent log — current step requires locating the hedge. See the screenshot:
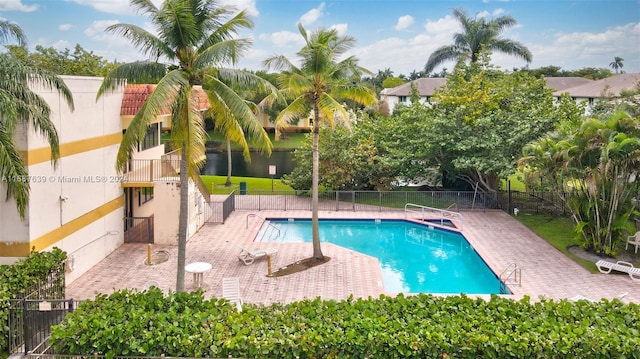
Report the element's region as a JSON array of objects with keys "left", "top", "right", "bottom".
[
  {"left": 50, "top": 289, "right": 640, "bottom": 358},
  {"left": 0, "top": 248, "right": 67, "bottom": 353}
]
